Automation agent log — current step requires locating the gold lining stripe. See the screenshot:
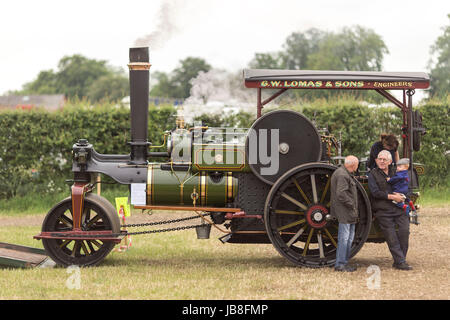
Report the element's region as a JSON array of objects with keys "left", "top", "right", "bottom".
[
  {"left": 232, "top": 174, "right": 235, "bottom": 201},
  {"left": 198, "top": 175, "right": 201, "bottom": 206},
  {"left": 179, "top": 184, "right": 184, "bottom": 205},
  {"left": 225, "top": 173, "right": 227, "bottom": 204},
  {"left": 128, "top": 62, "right": 151, "bottom": 70},
  {"left": 227, "top": 172, "right": 233, "bottom": 202},
  {"left": 147, "top": 165, "right": 153, "bottom": 205},
  {"left": 193, "top": 148, "right": 246, "bottom": 170},
  {"left": 205, "top": 173, "right": 208, "bottom": 205},
  {"left": 200, "top": 172, "right": 207, "bottom": 206}
]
